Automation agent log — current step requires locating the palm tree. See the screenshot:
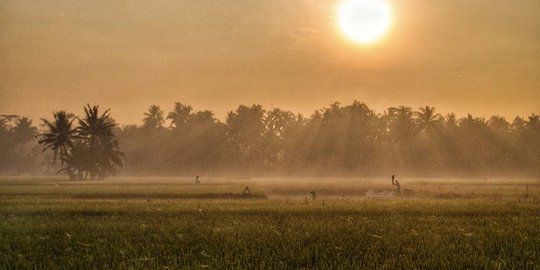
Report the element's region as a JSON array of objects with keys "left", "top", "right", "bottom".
[
  {"left": 459, "top": 114, "right": 486, "bottom": 130},
  {"left": 416, "top": 106, "right": 441, "bottom": 132},
  {"left": 78, "top": 104, "right": 115, "bottom": 154},
  {"left": 77, "top": 104, "right": 120, "bottom": 179},
  {"left": 58, "top": 140, "right": 90, "bottom": 180},
  {"left": 488, "top": 115, "right": 510, "bottom": 133},
  {"left": 12, "top": 117, "right": 37, "bottom": 147},
  {"left": 387, "top": 106, "right": 416, "bottom": 143},
  {"left": 445, "top": 113, "right": 458, "bottom": 130},
  {"left": 167, "top": 102, "right": 192, "bottom": 129},
  {"left": 143, "top": 105, "right": 165, "bottom": 129},
  {"left": 95, "top": 135, "right": 124, "bottom": 179},
  {"left": 39, "top": 106, "right": 124, "bottom": 180},
  {"left": 38, "top": 111, "right": 78, "bottom": 164}
]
